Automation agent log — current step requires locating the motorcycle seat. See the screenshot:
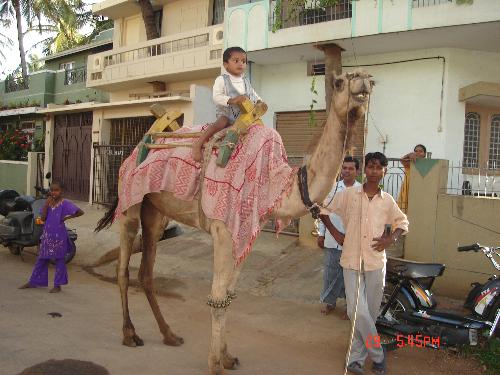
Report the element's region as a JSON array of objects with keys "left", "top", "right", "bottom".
[
  {"left": 0, "top": 189, "right": 20, "bottom": 216},
  {"left": 14, "top": 195, "right": 36, "bottom": 211},
  {"left": 387, "top": 257, "right": 445, "bottom": 279}
]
